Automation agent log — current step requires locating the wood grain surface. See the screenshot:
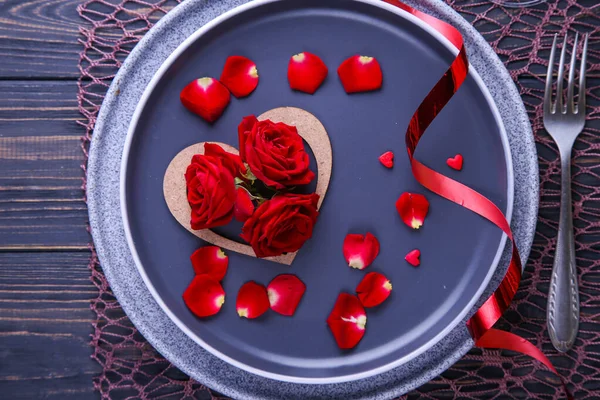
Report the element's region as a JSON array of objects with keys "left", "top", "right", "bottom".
[
  {"left": 0, "top": 0, "right": 82, "bottom": 78},
  {"left": 0, "top": 0, "right": 98, "bottom": 396}
]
